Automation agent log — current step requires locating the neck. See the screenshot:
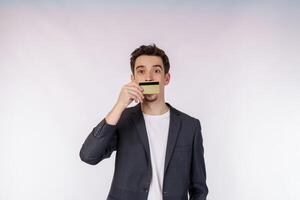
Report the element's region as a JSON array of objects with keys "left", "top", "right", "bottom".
[{"left": 141, "top": 99, "right": 169, "bottom": 115}]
